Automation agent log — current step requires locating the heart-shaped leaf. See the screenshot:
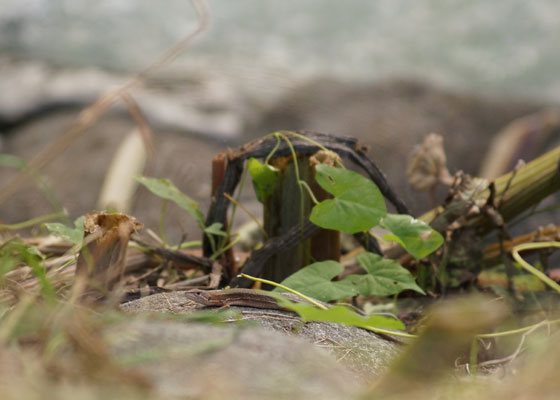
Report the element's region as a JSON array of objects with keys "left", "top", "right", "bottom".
[
  {"left": 346, "top": 252, "right": 425, "bottom": 296},
  {"left": 270, "top": 294, "right": 406, "bottom": 331},
  {"left": 380, "top": 213, "right": 443, "bottom": 259},
  {"left": 275, "top": 260, "right": 358, "bottom": 302},
  {"left": 310, "top": 165, "right": 386, "bottom": 234}
]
